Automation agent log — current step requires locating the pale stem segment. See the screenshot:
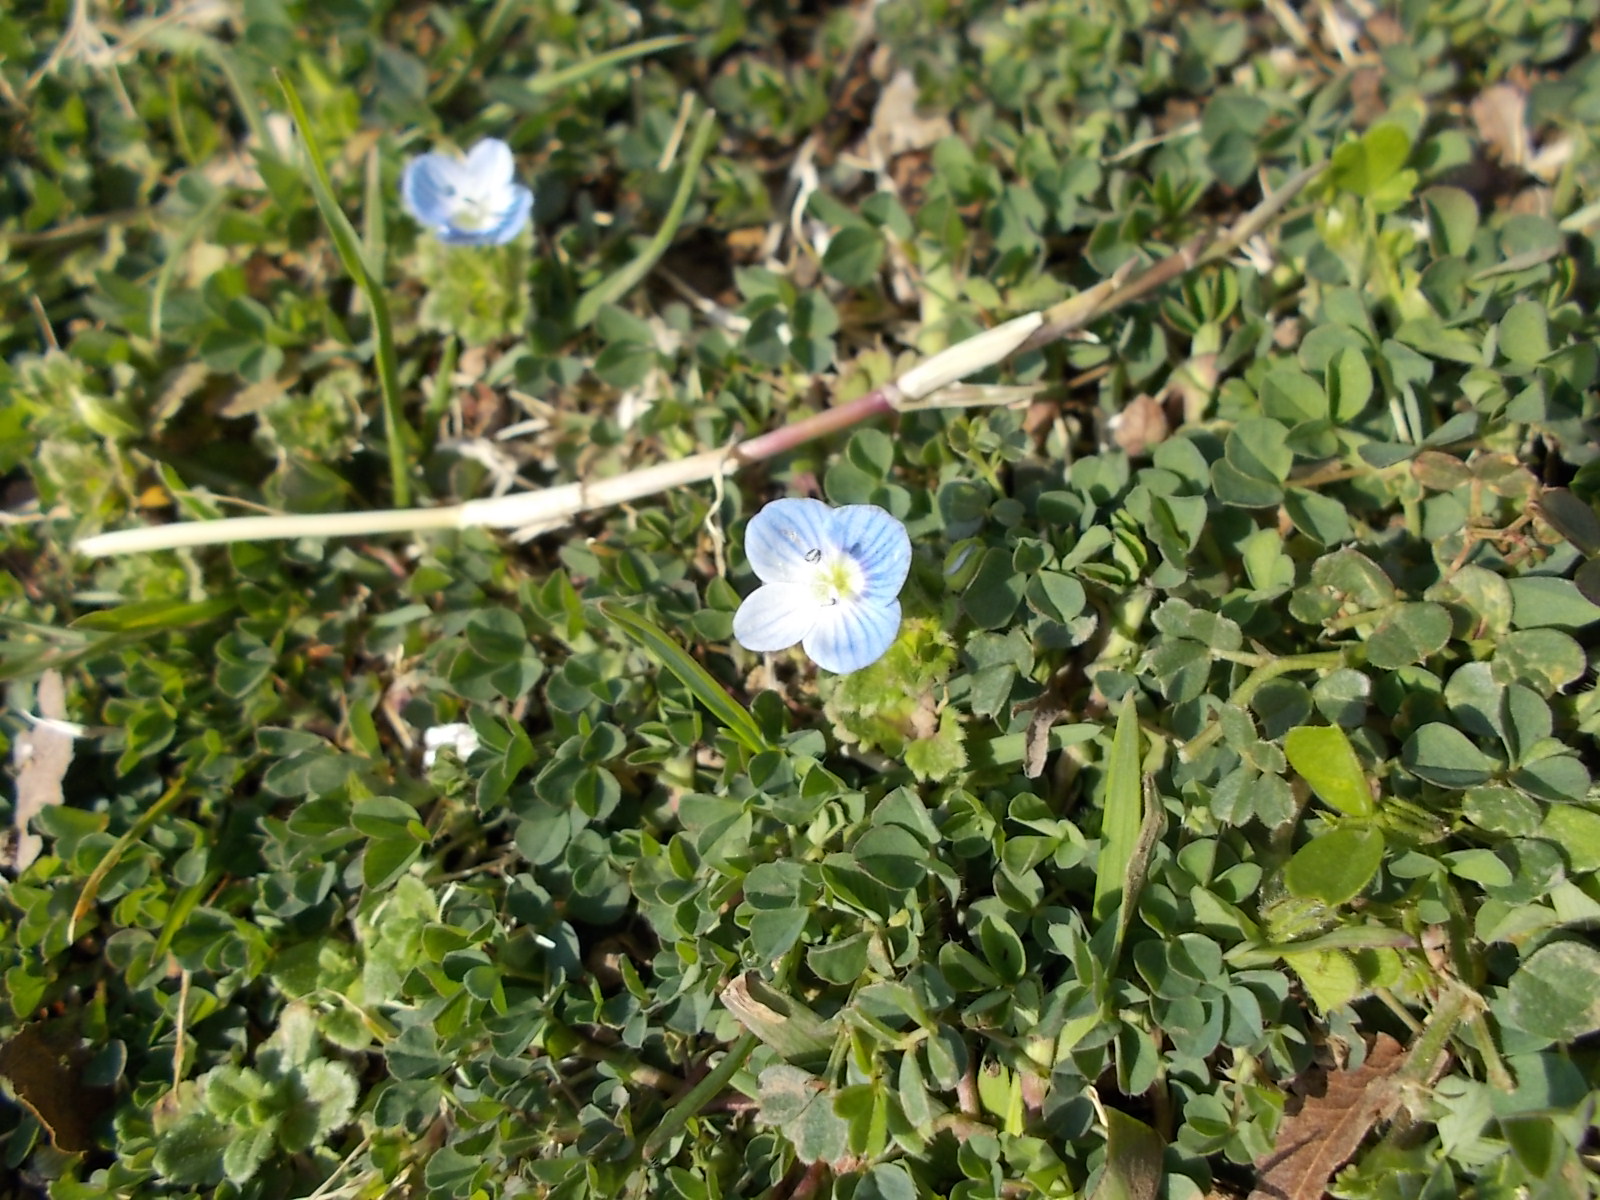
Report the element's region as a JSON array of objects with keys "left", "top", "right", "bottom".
[{"left": 76, "top": 164, "right": 1325, "bottom": 559}]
